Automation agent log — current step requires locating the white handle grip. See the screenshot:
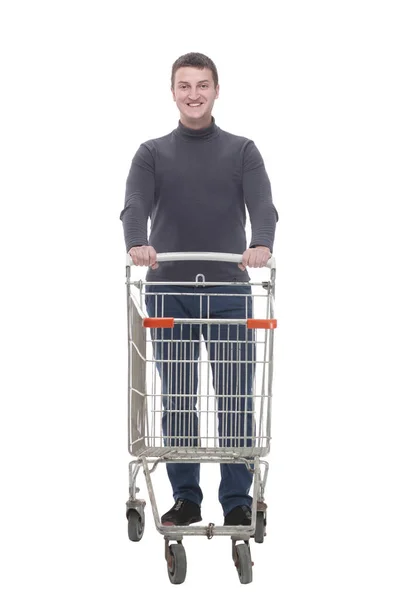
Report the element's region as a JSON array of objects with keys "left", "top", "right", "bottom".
[{"left": 126, "top": 251, "right": 276, "bottom": 269}]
